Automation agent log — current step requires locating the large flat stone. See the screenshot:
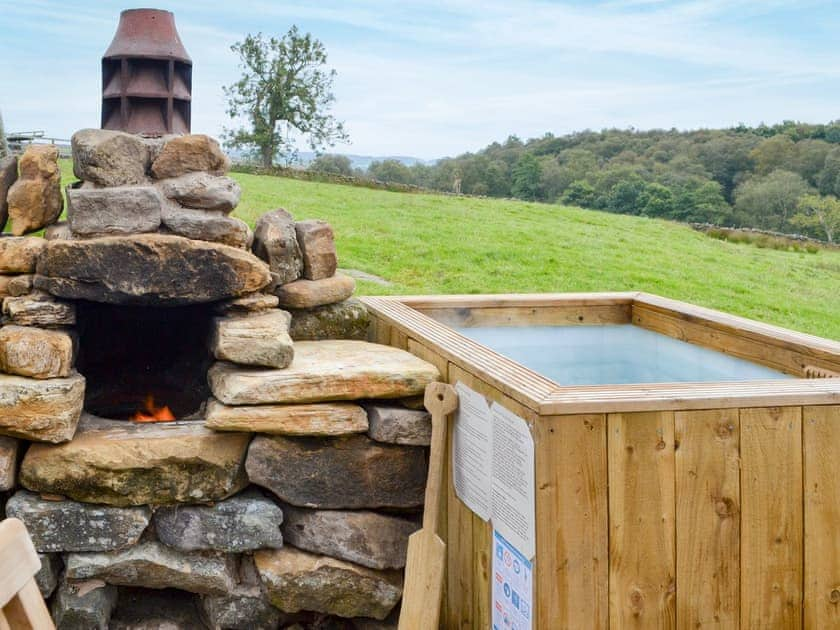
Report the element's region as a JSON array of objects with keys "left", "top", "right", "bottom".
[
  {"left": 0, "top": 325, "right": 74, "bottom": 378},
  {"left": 0, "top": 435, "right": 19, "bottom": 490},
  {"left": 295, "top": 220, "right": 337, "bottom": 281},
  {"left": 20, "top": 415, "right": 249, "bottom": 505},
  {"left": 161, "top": 203, "right": 250, "bottom": 248},
  {"left": 205, "top": 398, "right": 368, "bottom": 436},
  {"left": 208, "top": 340, "right": 439, "bottom": 404},
  {"left": 252, "top": 208, "right": 302, "bottom": 285},
  {"left": 72, "top": 128, "right": 150, "bottom": 187},
  {"left": 274, "top": 273, "right": 355, "bottom": 309},
  {"left": 158, "top": 172, "right": 241, "bottom": 212},
  {"left": 150, "top": 135, "right": 230, "bottom": 179},
  {"left": 212, "top": 292, "right": 279, "bottom": 315},
  {"left": 246, "top": 434, "right": 427, "bottom": 509},
  {"left": 365, "top": 404, "right": 432, "bottom": 446},
  {"left": 0, "top": 372, "right": 84, "bottom": 442},
  {"left": 35, "top": 234, "right": 271, "bottom": 306},
  {"left": 6, "top": 490, "right": 151, "bottom": 552},
  {"left": 67, "top": 185, "right": 162, "bottom": 236},
  {"left": 7, "top": 145, "right": 63, "bottom": 235},
  {"left": 52, "top": 579, "right": 118, "bottom": 629},
  {"left": 0, "top": 156, "right": 17, "bottom": 232},
  {"left": 282, "top": 505, "right": 419, "bottom": 570},
  {"left": 65, "top": 542, "right": 238, "bottom": 595},
  {"left": 0, "top": 236, "right": 45, "bottom": 273},
  {"left": 255, "top": 546, "right": 402, "bottom": 620},
  {"left": 154, "top": 488, "right": 283, "bottom": 552},
  {"left": 289, "top": 298, "right": 370, "bottom": 341},
  {"left": 3, "top": 293, "right": 76, "bottom": 326},
  {"left": 211, "top": 310, "right": 294, "bottom": 369}
]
